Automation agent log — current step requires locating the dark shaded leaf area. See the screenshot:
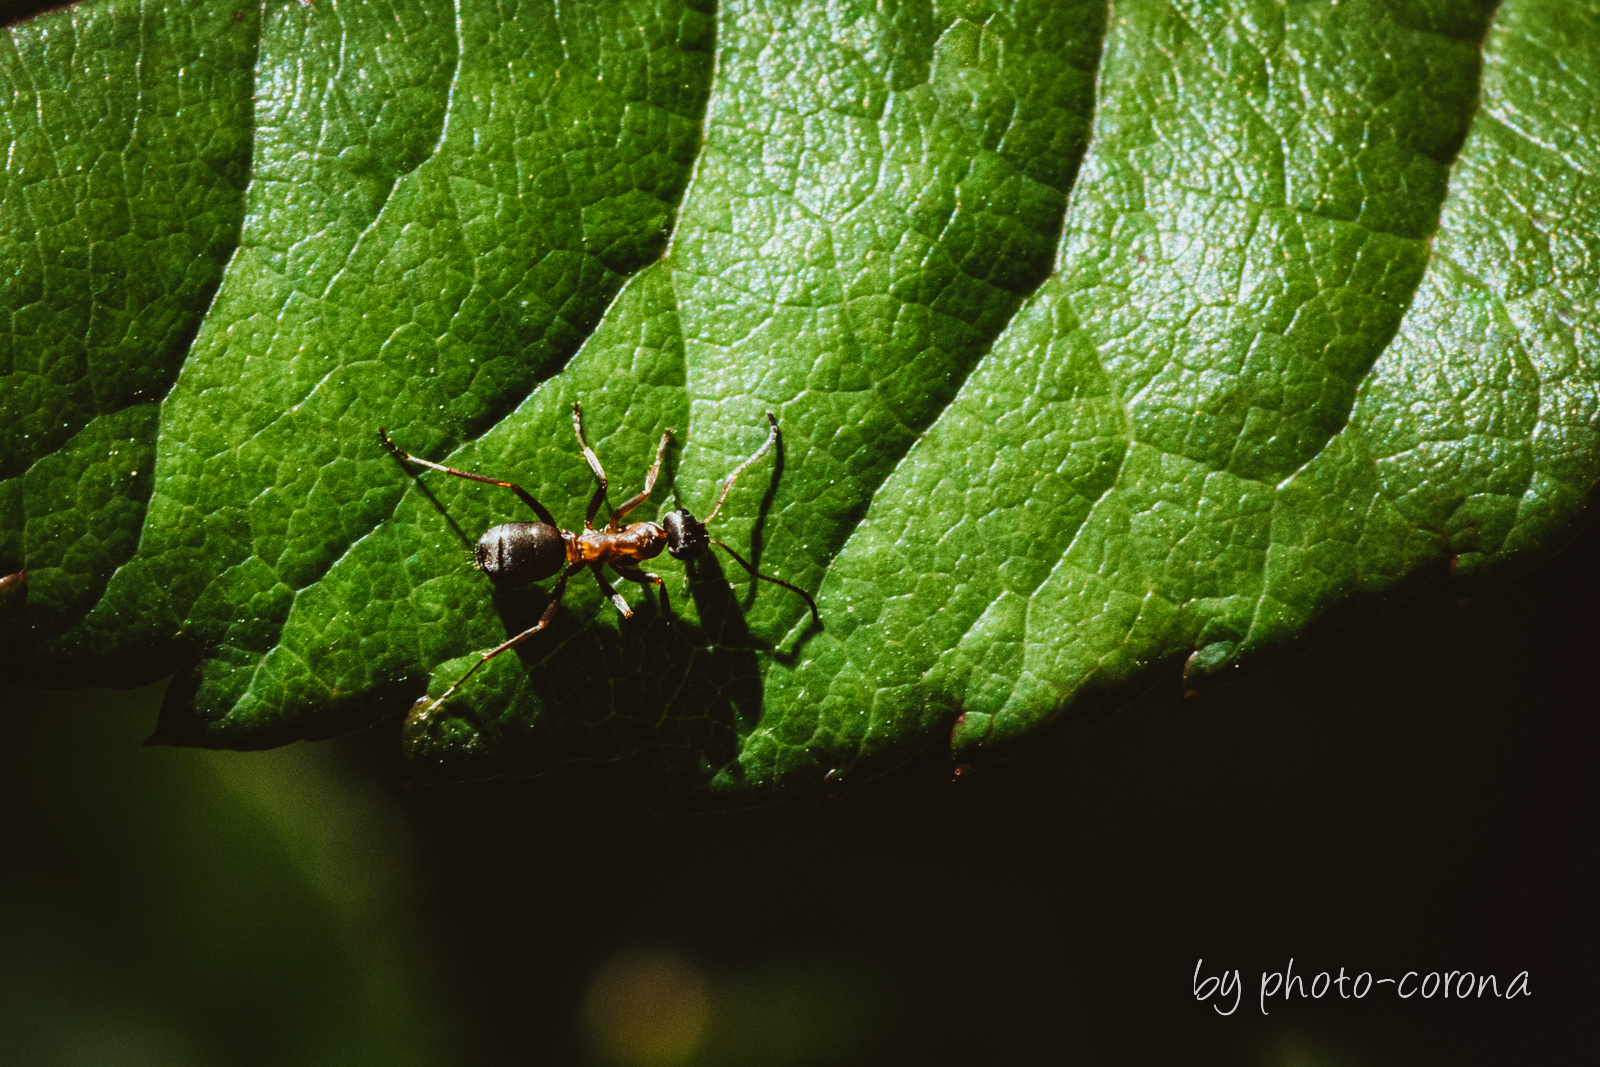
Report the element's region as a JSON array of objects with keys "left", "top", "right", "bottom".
[{"left": 3, "top": 0, "right": 1596, "bottom": 801}]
